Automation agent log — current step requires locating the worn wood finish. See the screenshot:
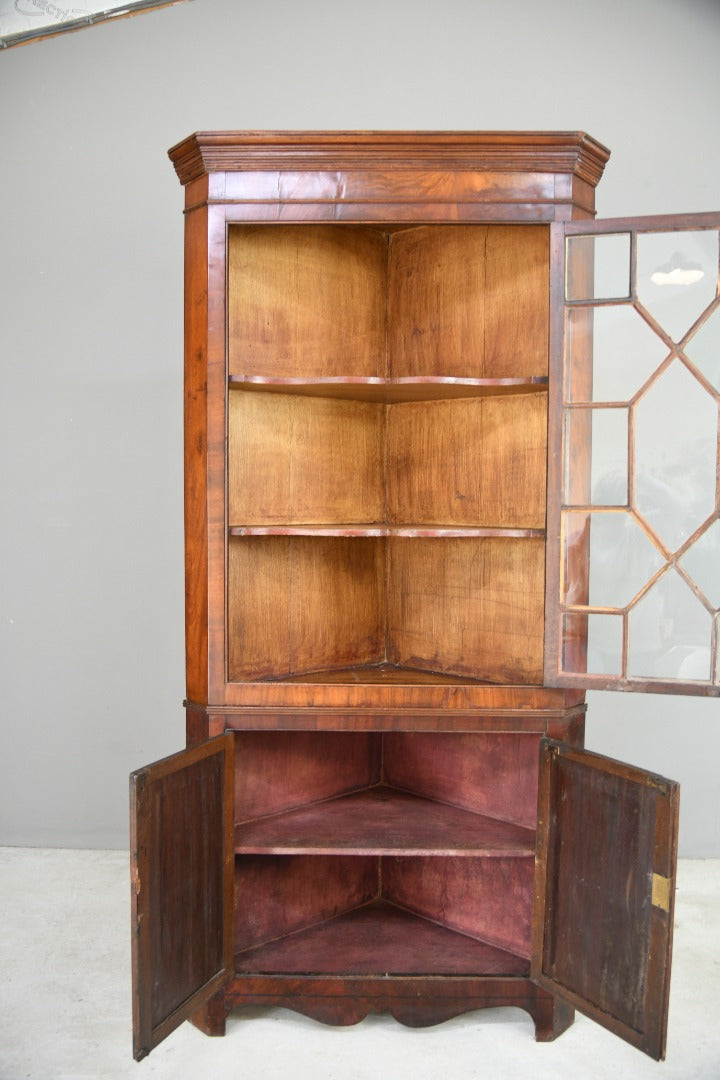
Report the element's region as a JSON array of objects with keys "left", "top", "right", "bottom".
[
  {"left": 383, "top": 732, "right": 541, "bottom": 829},
  {"left": 227, "top": 535, "right": 386, "bottom": 680},
  {"left": 236, "top": 901, "right": 529, "bottom": 976},
  {"left": 386, "top": 393, "right": 547, "bottom": 529},
  {"left": 233, "top": 731, "right": 380, "bottom": 821},
  {"left": 235, "top": 785, "right": 535, "bottom": 856},
  {"left": 532, "top": 740, "right": 680, "bottom": 1059},
  {"left": 228, "top": 225, "right": 387, "bottom": 378},
  {"left": 385, "top": 855, "right": 535, "bottom": 960},
  {"left": 130, "top": 735, "right": 234, "bottom": 1061},
  {"left": 388, "top": 537, "right": 545, "bottom": 682},
  {"left": 234, "top": 854, "right": 377, "bottom": 952},
  {"left": 228, "top": 390, "right": 385, "bottom": 526},
  {"left": 484, "top": 226, "right": 550, "bottom": 377},
  {"left": 223, "top": 972, "right": 573, "bottom": 1038}
]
